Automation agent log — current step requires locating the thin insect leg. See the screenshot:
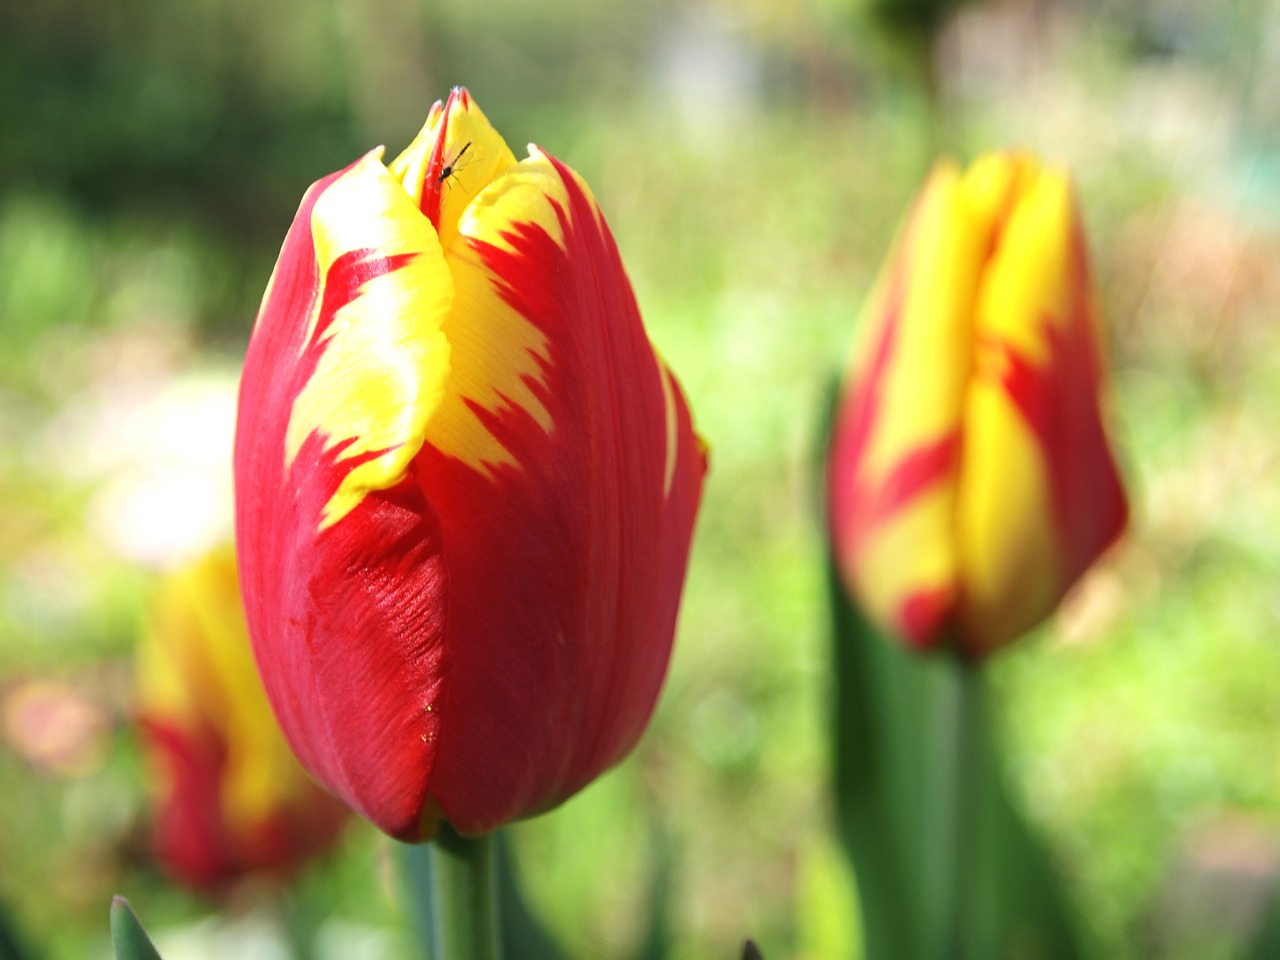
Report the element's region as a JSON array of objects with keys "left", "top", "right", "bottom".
[{"left": 438, "top": 140, "right": 474, "bottom": 183}]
